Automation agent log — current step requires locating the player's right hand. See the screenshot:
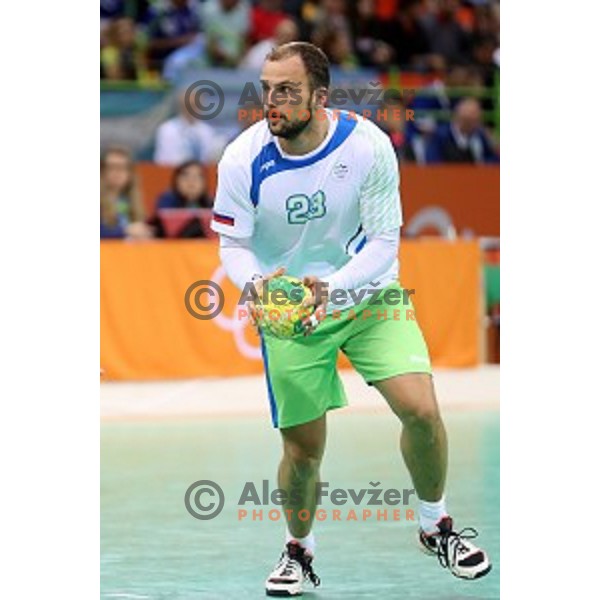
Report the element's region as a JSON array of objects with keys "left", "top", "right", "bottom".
[
  {"left": 300, "top": 275, "right": 329, "bottom": 336},
  {"left": 248, "top": 267, "right": 286, "bottom": 330}
]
